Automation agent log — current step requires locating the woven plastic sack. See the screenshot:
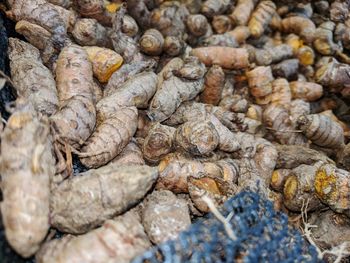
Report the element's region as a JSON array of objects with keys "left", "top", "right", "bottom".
[{"left": 132, "top": 191, "right": 320, "bottom": 263}]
